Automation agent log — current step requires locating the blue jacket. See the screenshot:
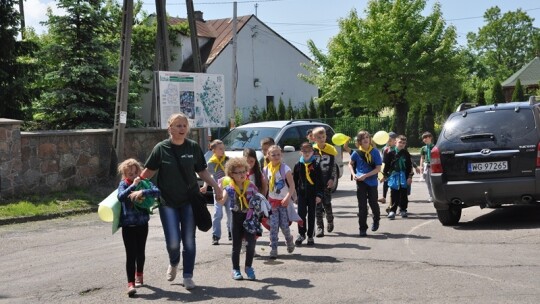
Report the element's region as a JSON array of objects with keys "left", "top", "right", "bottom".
[{"left": 117, "top": 179, "right": 160, "bottom": 227}]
